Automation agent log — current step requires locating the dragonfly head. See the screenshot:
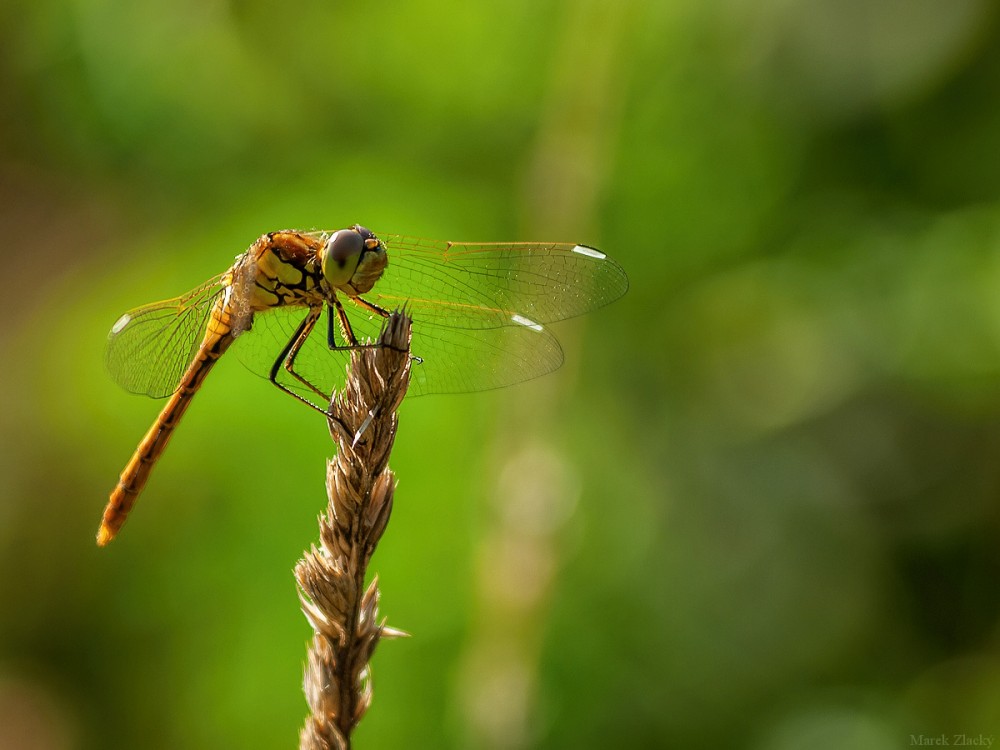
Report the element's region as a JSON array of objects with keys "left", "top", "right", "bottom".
[{"left": 320, "top": 225, "right": 387, "bottom": 295}]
